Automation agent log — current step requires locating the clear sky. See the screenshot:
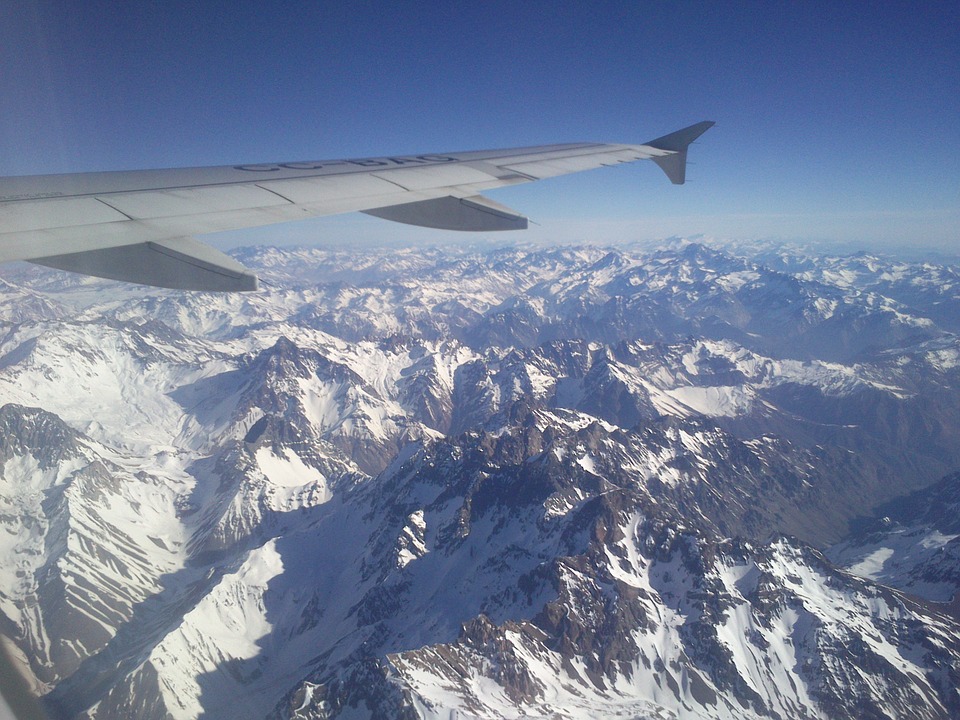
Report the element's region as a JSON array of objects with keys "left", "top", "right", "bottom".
[{"left": 1, "top": 1, "right": 957, "bottom": 253}]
